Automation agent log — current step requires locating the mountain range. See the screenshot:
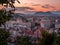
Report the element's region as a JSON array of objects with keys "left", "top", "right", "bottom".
[{"left": 14, "top": 11, "right": 60, "bottom": 17}]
